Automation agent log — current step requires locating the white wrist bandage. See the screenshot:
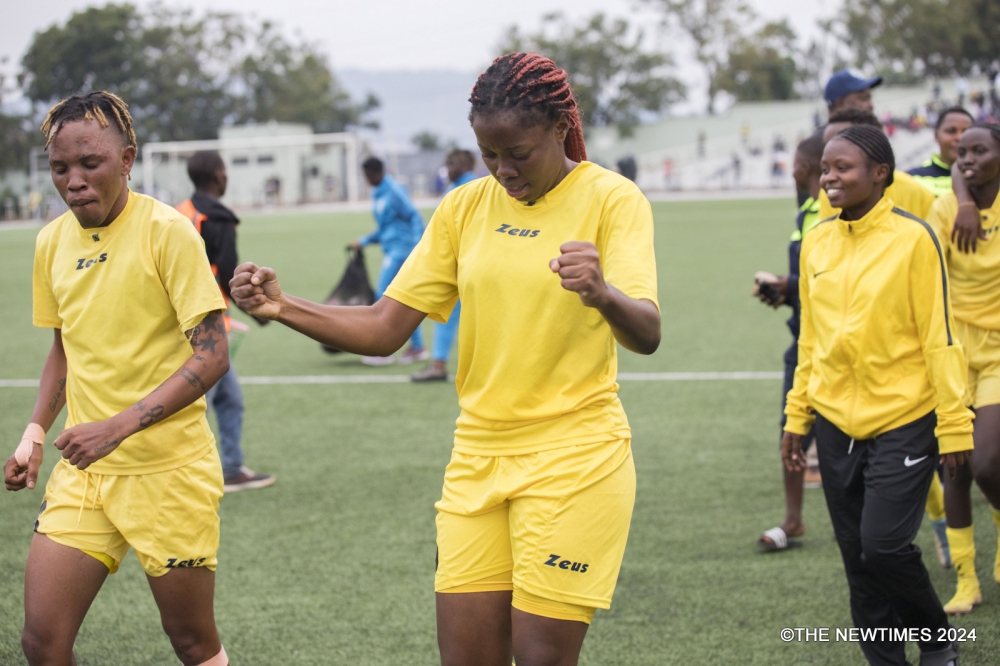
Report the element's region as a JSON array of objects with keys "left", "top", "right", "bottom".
[{"left": 14, "top": 423, "right": 45, "bottom": 467}]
